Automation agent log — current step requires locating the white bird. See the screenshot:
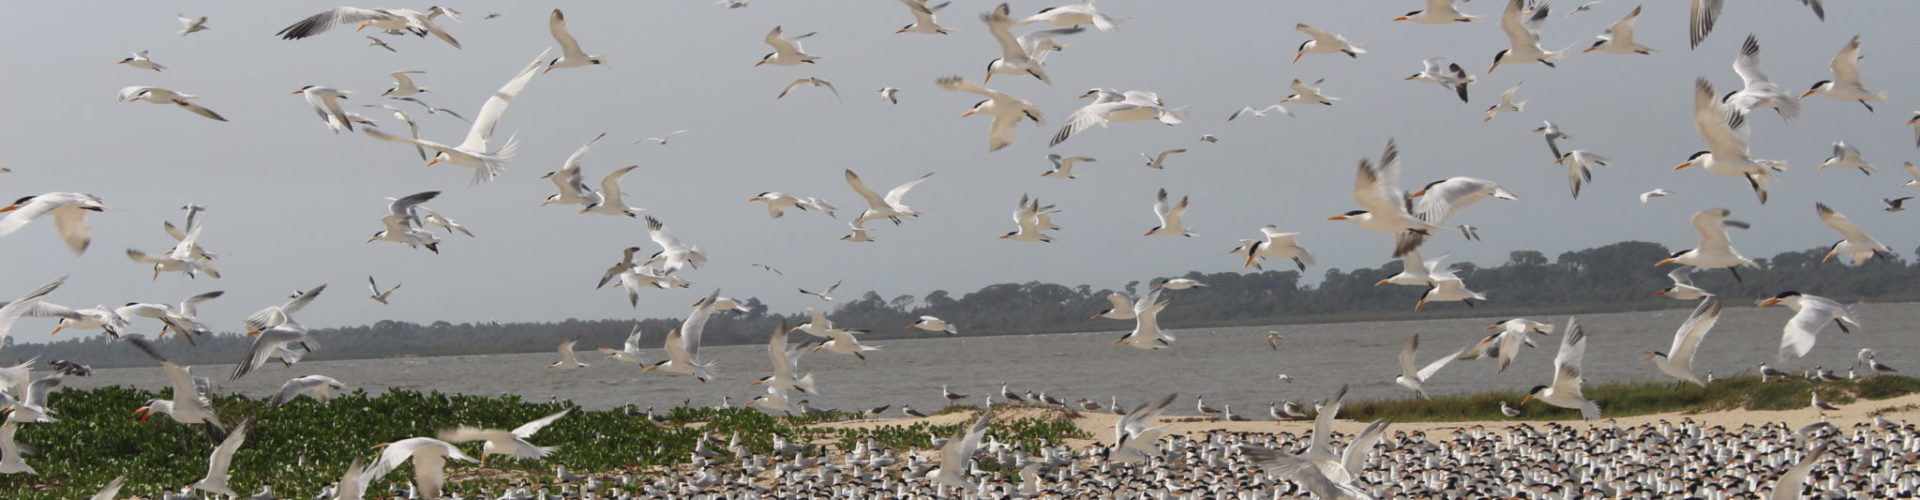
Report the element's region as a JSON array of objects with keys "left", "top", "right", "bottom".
[
  {"left": 1280, "top": 79, "right": 1340, "bottom": 107},
  {"left": 1770, "top": 443, "right": 1829, "bottom": 500},
  {"left": 895, "top": 0, "right": 954, "bottom": 34},
  {"left": 579, "top": 166, "right": 642, "bottom": 217},
  {"left": 1483, "top": 82, "right": 1525, "bottom": 121},
  {"left": 1293, "top": 24, "right": 1365, "bottom": 63},
  {"left": 640, "top": 216, "right": 705, "bottom": 272},
  {"left": 190, "top": 421, "right": 249, "bottom": 497},
  {"left": 1656, "top": 266, "right": 1712, "bottom": 300},
  {"left": 1642, "top": 297, "right": 1723, "bottom": 387},
  {"left": 117, "top": 50, "right": 165, "bottom": 71},
  {"left": 1802, "top": 36, "right": 1886, "bottom": 112},
  {"left": 1725, "top": 35, "right": 1800, "bottom": 122},
  {"left": 1415, "top": 268, "right": 1485, "bottom": 311},
  {"left": 1500, "top": 401, "right": 1521, "bottom": 417},
  {"left": 1639, "top": 189, "right": 1672, "bottom": 204},
  {"left": 748, "top": 192, "right": 834, "bottom": 219},
  {"left": 929, "top": 404, "right": 994, "bottom": 491},
  {"left": 1396, "top": 334, "right": 1462, "bottom": 400},
  {"left": 547, "top": 339, "right": 588, "bottom": 370},
  {"left": 1229, "top": 104, "right": 1291, "bottom": 121},
  {"left": 938, "top": 75, "right": 1043, "bottom": 152},
  {"left": 1042, "top": 154, "right": 1094, "bottom": 179},
  {"left": 982, "top": 3, "right": 1080, "bottom": 84},
  {"left": 1394, "top": 0, "right": 1479, "bottom": 24},
  {"left": 1240, "top": 226, "right": 1315, "bottom": 271},
  {"left": 1522, "top": 318, "right": 1600, "bottom": 420},
  {"left": 1, "top": 370, "right": 62, "bottom": 424},
  {"left": 908, "top": 316, "right": 958, "bottom": 335},
  {"left": 1407, "top": 177, "right": 1517, "bottom": 228},
  {"left": 367, "top": 36, "right": 396, "bottom": 52},
  {"left": 840, "top": 223, "right": 875, "bottom": 243},
  {"left": 1460, "top": 318, "right": 1554, "bottom": 373},
  {"left": 1019, "top": 0, "right": 1119, "bottom": 30},
  {"left": 636, "top": 129, "right": 686, "bottom": 145},
  {"left": 1115, "top": 288, "right": 1172, "bottom": 350},
  {"left": 1152, "top": 278, "right": 1205, "bottom": 291},
  {"left": 1489, "top": 0, "right": 1567, "bottom": 73},
  {"left": 439, "top": 408, "right": 571, "bottom": 466},
  {"left": 1556, "top": 150, "right": 1610, "bottom": 199},
  {"left": 1329, "top": 140, "right": 1444, "bottom": 257},
  {"left": 812, "top": 328, "right": 881, "bottom": 360},
  {"left": 1240, "top": 444, "right": 1374, "bottom": 500},
  {"left": 1532, "top": 121, "right": 1572, "bottom": 160},
  {"left": 1816, "top": 202, "right": 1892, "bottom": 265},
  {"left": 753, "top": 320, "right": 818, "bottom": 394},
  {"left": 0, "top": 192, "right": 107, "bottom": 255},
  {"left": 878, "top": 87, "right": 901, "bottom": 103},
  {"left": 0, "top": 278, "right": 63, "bottom": 357},
  {"left": 127, "top": 338, "right": 224, "bottom": 431},
  {"left": 1583, "top": 6, "right": 1652, "bottom": 55},
  {"left": 1143, "top": 188, "right": 1194, "bottom": 237},
  {"left": 117, "top": 87, "right": 227, "bottom": 122},
  {"left": 1405, "top": 58, "right": 1475, "bottom": 103},
  {"left": 799, "top": 281, "right": 842, "bottom": 302},
  {"left": 1000, "top": 195, "right": 1054, "bottom": 243},
  {"left": 178, "top": 14, "right": 210, "bottom": 35},
  {"left": 362, "top": 104, "right": 427, "bottom": 160},
  {"left": 1679, "top": 78, "right": 1785, "bottom": 204},
  {"left": 1817, "top": 141, "right": 1874, "bottom": 175},
  {"left": 777, "top": 77, "right": 840, "bottom": 102},
  {"left": 1141, "top": 149, "right": 1185, "bottom": 170},
  {"left": 1114, "top": 394, "right": 1175, "bottom": 463},
  {"left": 366, "top": 276, "right": 401, "bottom": 305},
  {"left": 244, "top": 284, "right": 326, "bottom": 335},
  {"left": 380, "top": 71, "right": 429, "bottom": 97},
  {"left": 644, "top": 290, "right": 721, "bottom": 381},
  {"left": 363, "top": 51, "right": 548, "bottom": 185},
  {"left": 1904, "top": 162, "right": 1920, "bottom": 187},
  {"left": 597, "top": 324, "right": 647, "bottom": 363},
  {"left": 275, "top": 7, "right": 461, "bottom": 49},
  {"left": 845, "top": 169, "right": 934, "bottom": 227},
  {"left": 292, "top": 84, "right": 355, "bottom": 133},
  {"left": 1051, "top": 89, "right": 1187, "bottom": 147},
  {"left": 270, "top": 375, "right": 344, "bottom": 407},
  {"left": 127, "top": 224, "right": 219, "bottom": 280},
  {"left": 540, "top": 133, "right": 605, "bottom": 208},
  {"left": 1376, "top": 248, "right": 1449, "bottom": 288},
  {"left": 367, "top": 191, "right": 441, "bottom": 253},
  {"left": 754, "top": 26, "right": 820, "bottom": 66},
  {"left": 1760, "top": 291, "right": 1858, "bottom": 361},
  {"left": 543, "top": 9, "right": 606, "bottom": 73},
  {"left": 361, "top": 437, "right": 477, "bottom": 499},
  {"left": 117, "top": 294, "right": 220, "bottom": 344},
  {"left": 1656, "top": 208, "right": 1757, "bottom": 282}
]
